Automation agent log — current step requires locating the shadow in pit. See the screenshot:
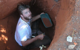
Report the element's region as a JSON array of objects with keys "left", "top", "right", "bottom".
[
  {"left": 29, "top": 0, "right": 56, "bottom": 40},
  {"left": 8, "top": 3, "right": 56, "bottom": 50}
]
